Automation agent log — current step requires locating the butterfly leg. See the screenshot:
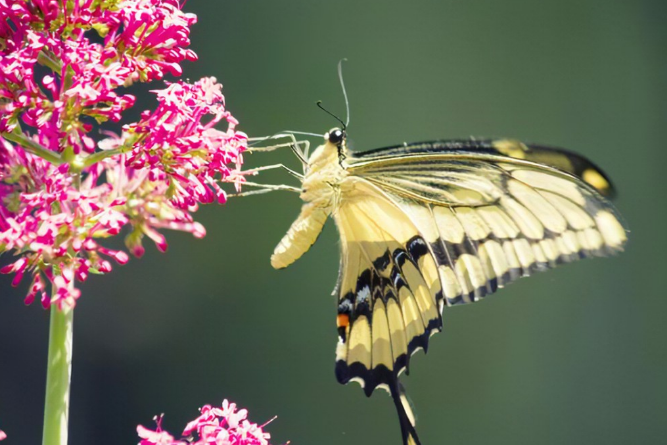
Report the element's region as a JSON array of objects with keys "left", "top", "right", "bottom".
[
  {"left": 227, "top": 188, "right": 285, "bottom": 197},
  {"left": 238, "top": 133, "right": 312, "bottom": 195},
  {"left": 248, "top": 133, "right": 310, "bottom": 169},
  {"left": 227, "top": 181, "right": 300, "bottom": 198},
  {"left": 247, "top": 163, "right": 304, "bottom": 180}
]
